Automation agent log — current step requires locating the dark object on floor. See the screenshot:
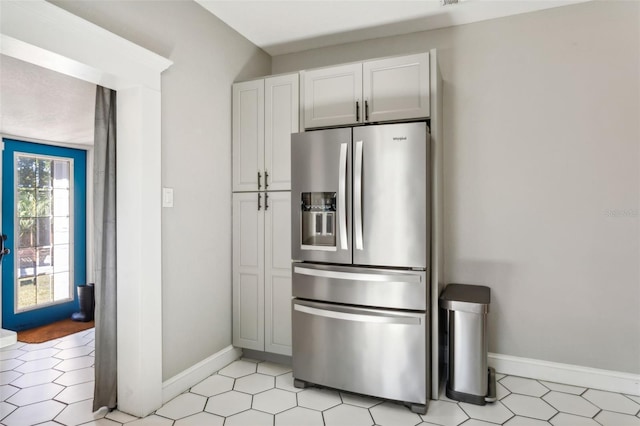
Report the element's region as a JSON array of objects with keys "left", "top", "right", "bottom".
[
  {"left": 72, "top": 283, "right": 95, "bottom": 322},
  {"left": 17, "top": 318, "right": 94, "bottom": 343}
]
